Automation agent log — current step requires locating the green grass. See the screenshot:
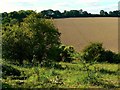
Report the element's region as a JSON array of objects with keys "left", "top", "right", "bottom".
[{"left": 2, "top": 60, "right": 119, "bottom": 88}]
